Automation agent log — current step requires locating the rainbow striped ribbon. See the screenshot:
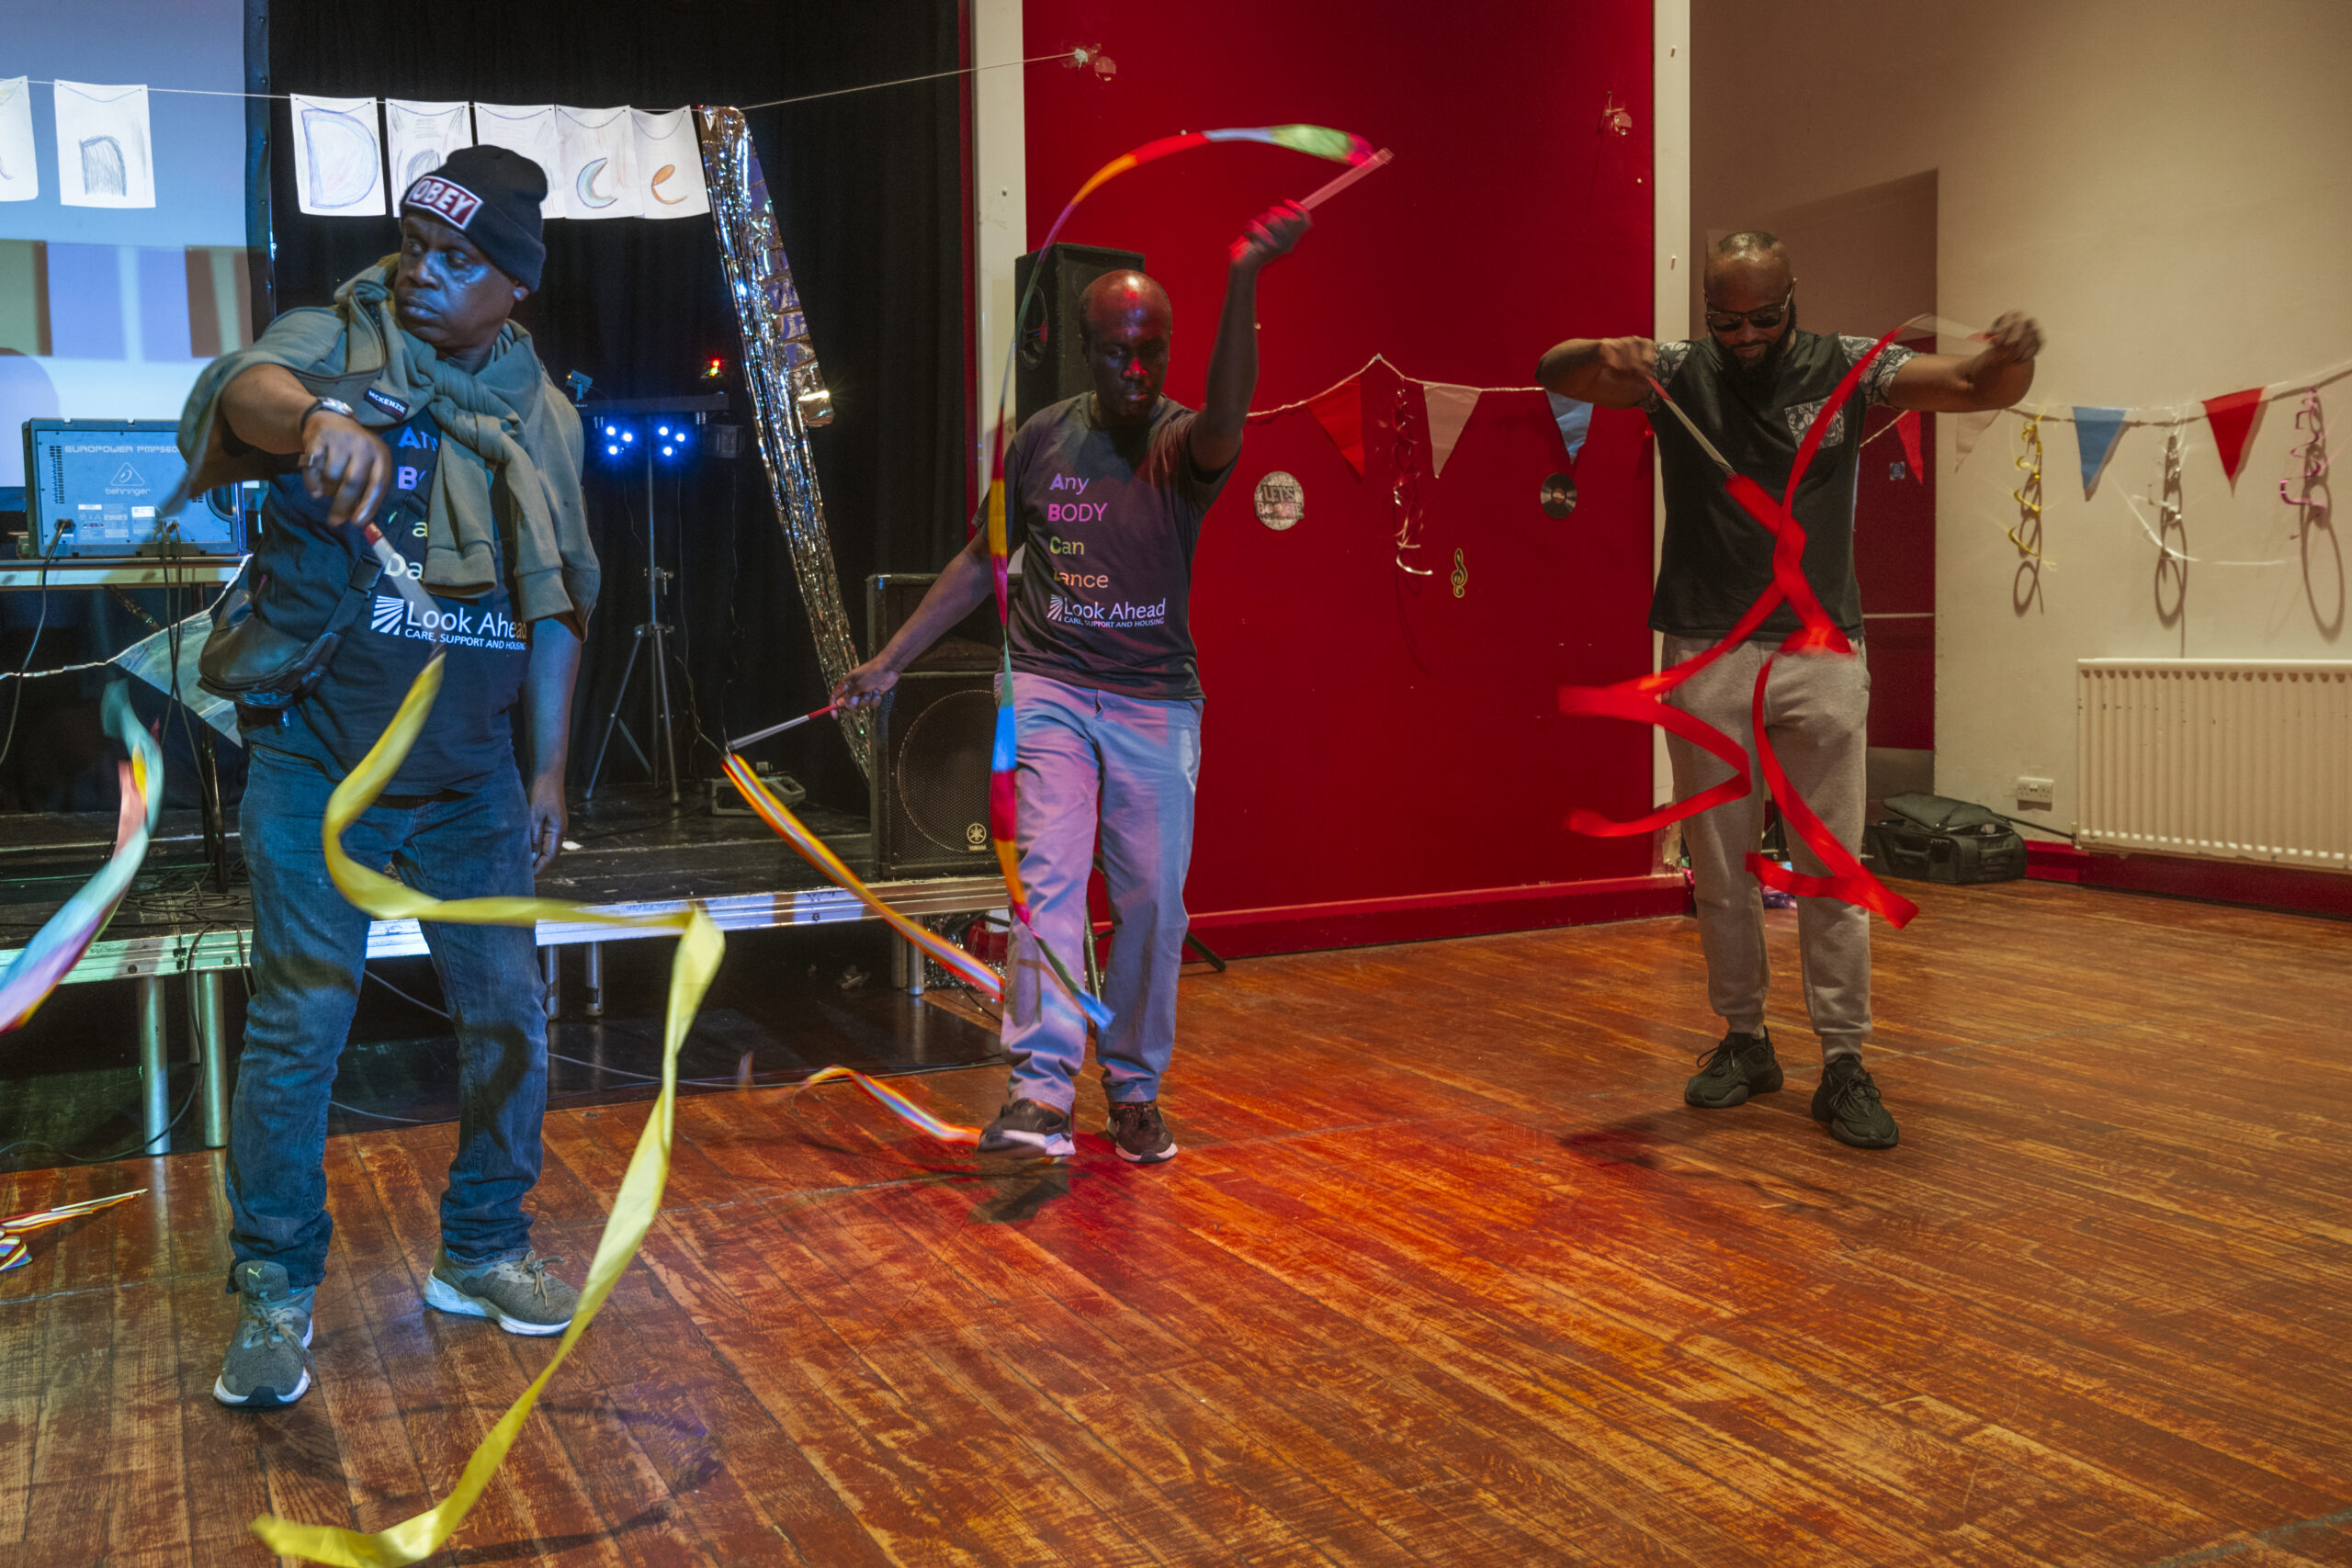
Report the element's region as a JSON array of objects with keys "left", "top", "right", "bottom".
[
  {"left": 0, "top": 1189, "right": 145, "bottom": 1273},
  {"left": 798, "top": 1065, "right": 980, "bottom": 1145},
  {"left": 0, "top": 684, "right": 164, "bottom": 1033}
]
